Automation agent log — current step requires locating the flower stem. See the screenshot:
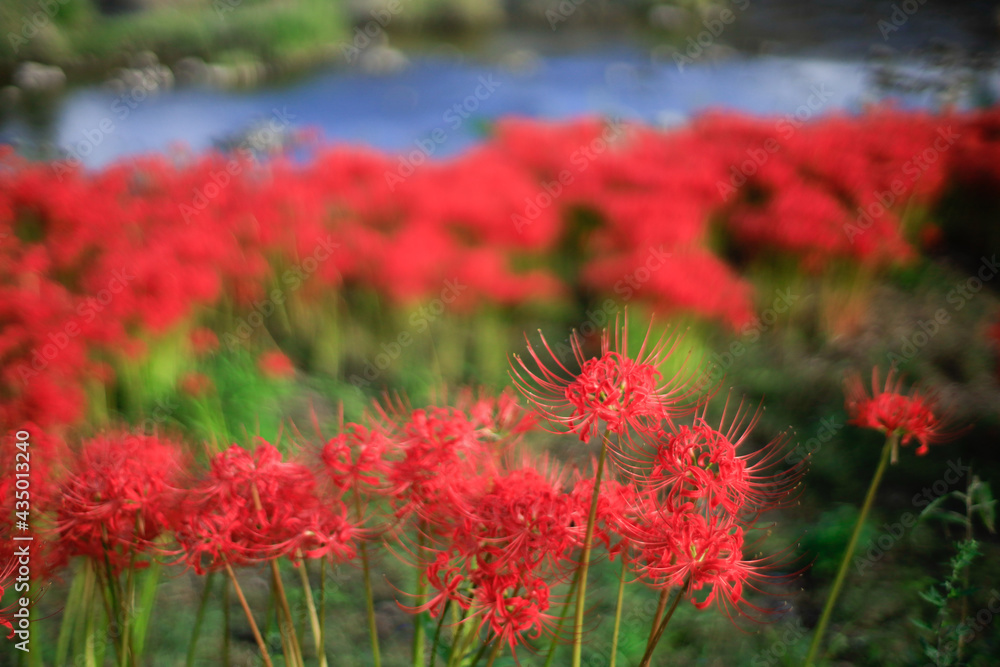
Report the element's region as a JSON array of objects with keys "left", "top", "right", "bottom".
[
  {"left": 485, "top": 639, "right": 504, "bottom": 667},
  {"left": 542, "top": 568, "right": 581, "bottom": 667},
  {"left": 638, "top": 579, "right": 688, "bottom": 667},
  {"left": 645, "top": 589, "right": 668, "bottom": 651},
  {"left": 295, "top": 555, "right": 329, "bottom": 667},
  {"left": 56, "top": 561, "right": 86, "bottom": 667},
  {"left": 430, "top": 600, "right": 451, "bottom": 667},
  {"left": 185, "top": 572, "right": 215, "bottom": 667},
  {"left": 572, "top": 438, "right": 609, "bottom": 667},
  {"left": 270, "top": 559, "right": 304, "bottom": 667},
  {"left": 609, "top": 556, "right": 628, "bottom": 667},
  {"left": 804, "top": 433, "right": 895, "bottom": 666},
  {"left": 223, "top": 562, "right": 274, "bottom": 667},
  {"left": 319, "top": 559, "right": 327, "bottom": 662},
  {"left": 355, "top": 488, "right": 382, "bottom": 667},
  {"left": 413, "top": 523, "right": 428, "bottom": 667}
]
